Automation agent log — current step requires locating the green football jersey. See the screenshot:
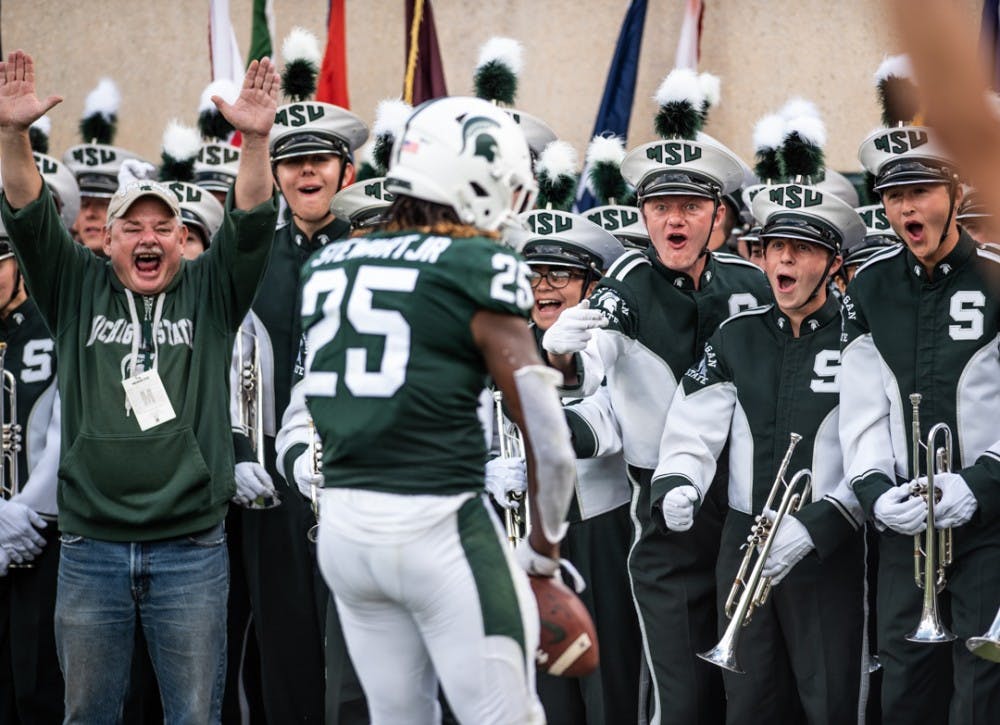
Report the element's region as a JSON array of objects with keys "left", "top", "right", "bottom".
[{"left": 299, "top": 230, "right": 532, "bottom": 495}]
